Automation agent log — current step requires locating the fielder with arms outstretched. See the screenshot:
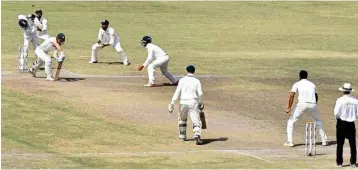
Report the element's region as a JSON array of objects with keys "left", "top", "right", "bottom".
[
  {"left": 29, "top": 33, "right": 66, "bottom": 81},
  {"left": 89, "top": 20, "right": 130, "bottom": 65},
  {"left": 169, "top": 65, "right": 204, "bottom": 145},
  {"left": 137, "top": 36, "right": 178, "bottom": 87}
]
